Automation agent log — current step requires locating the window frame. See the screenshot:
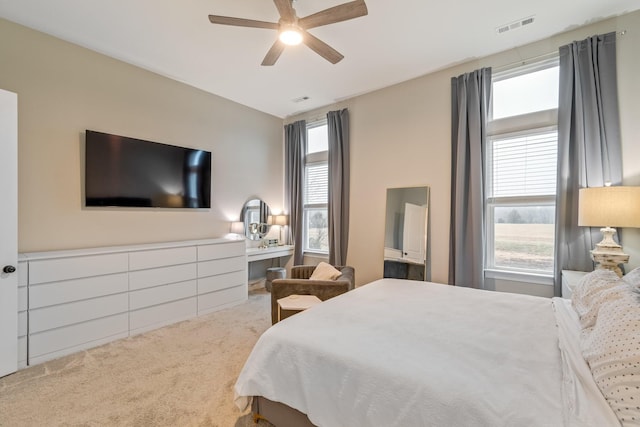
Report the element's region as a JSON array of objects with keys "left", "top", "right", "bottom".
[
  {"left": 485, "top": 58, "right": 559, "bottom": 283},
  {"left": 303, "top": 120, "right": 329, "bottom": 255}
]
